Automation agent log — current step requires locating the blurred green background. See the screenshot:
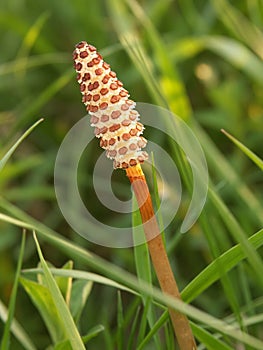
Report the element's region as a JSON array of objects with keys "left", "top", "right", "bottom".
[{"left": 0, "top": 0, "right": 263, "bottom": 349}]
